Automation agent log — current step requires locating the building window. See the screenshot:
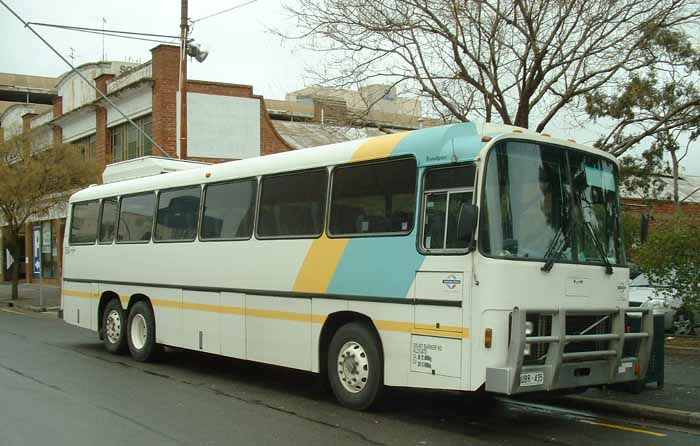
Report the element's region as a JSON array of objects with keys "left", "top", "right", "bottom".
[
  {"left": 73, "top": 134, "right": 96, "bottom": 160},
  {"left": 117, "top": 193, "right": 155, "bottom": 243},
  {"left": 201, "top": 179, "right": 257, "bottom": 240},
  {"left": 110, "top": 115, "right": 152, "bottom": 162},
  {"left": 257, "top": 169, "right": 327, "bottom": 238},
  {"left": 155, "top": 186, "right": 201, "bottom": 241},
  {"left": 329, "top": 158, "right": 417, "bottom": 236}
]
